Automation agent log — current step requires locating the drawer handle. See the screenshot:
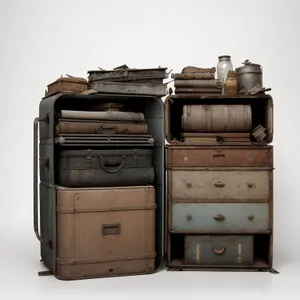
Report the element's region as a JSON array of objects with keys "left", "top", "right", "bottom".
[
  {"left": 212, "top": 246, "right": 226, "bottom": 255},
  {"left": 102, "top": 223, "right": 121, "bottom": 235},
  {"left": 247, "top": 183, "right": 254, "bottom": 188},
  {"left": 186, "top": 182, "right": 192, "bottom": 189},
  {"left": 213, "top": 214, "right": 225, "bottom": 221},
  {"left": 248, "top": 215, "right": 254, "bottom": 221},
  {"left": 214, "top": 182, "right": 225, "bottom": 188},
  {"left": 186, "top": 215, "right": 192, "bottom": 221}
]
